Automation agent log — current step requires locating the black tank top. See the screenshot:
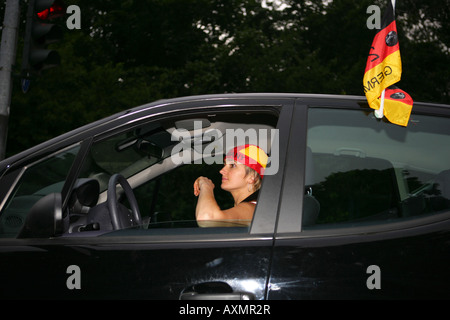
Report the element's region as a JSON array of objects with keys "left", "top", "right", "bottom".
[{"left": 240, "top": 190, "right": 259, "bottom": 205}]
